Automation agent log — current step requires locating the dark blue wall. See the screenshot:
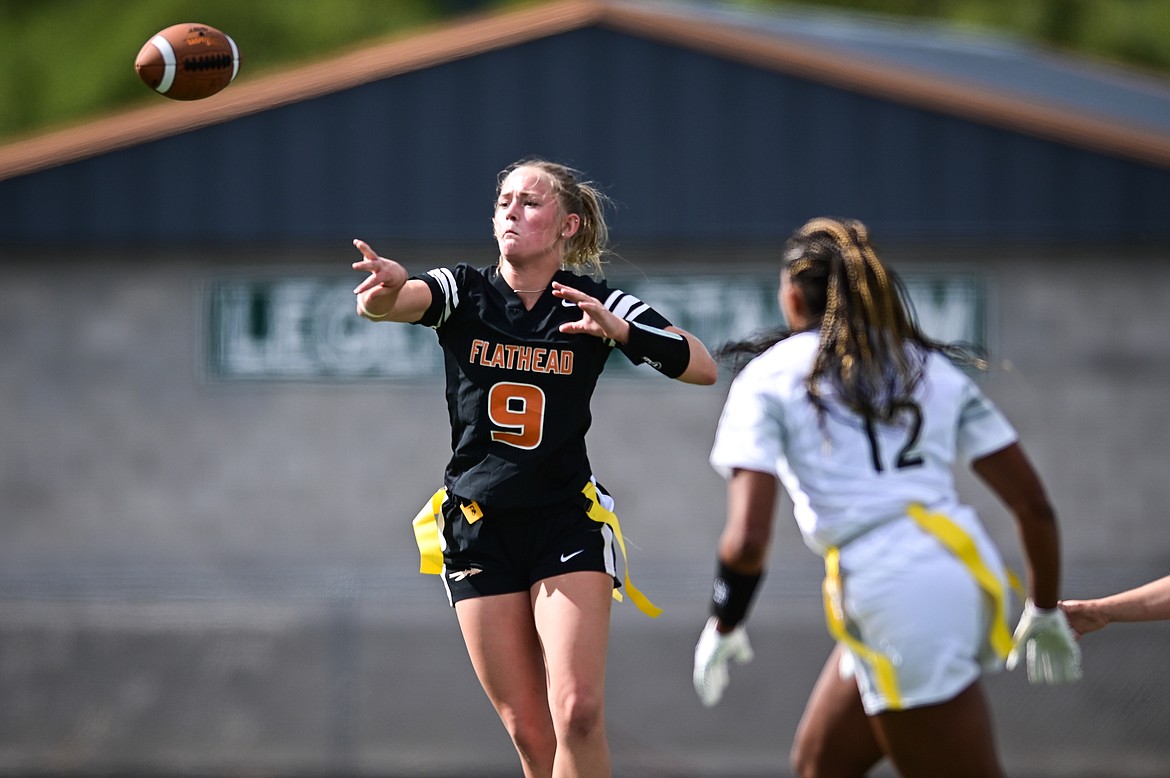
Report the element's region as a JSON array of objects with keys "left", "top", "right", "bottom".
[{"left": 3, "top": 27, "right": 1168, "bottom": 247}]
